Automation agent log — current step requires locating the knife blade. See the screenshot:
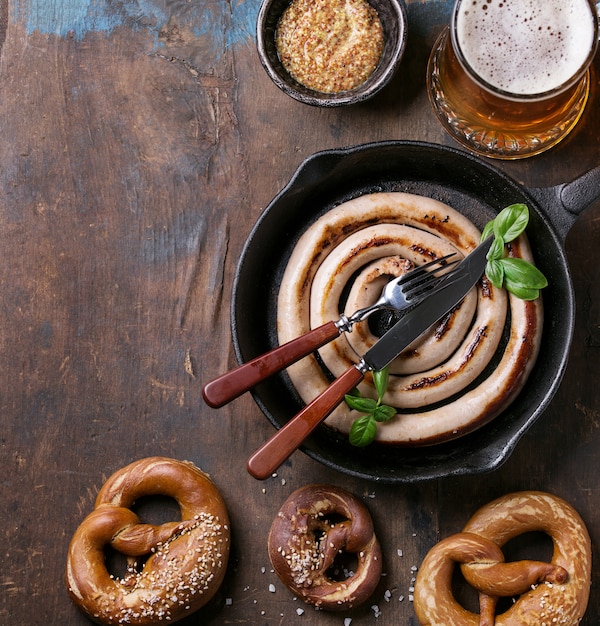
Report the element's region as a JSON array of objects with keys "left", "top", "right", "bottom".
[
  {"left": 246, "top": 236, "right": 493, "bottom": 479},
  {"left": 361, "top": 236, "right": 492, "bottom": 372}
]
